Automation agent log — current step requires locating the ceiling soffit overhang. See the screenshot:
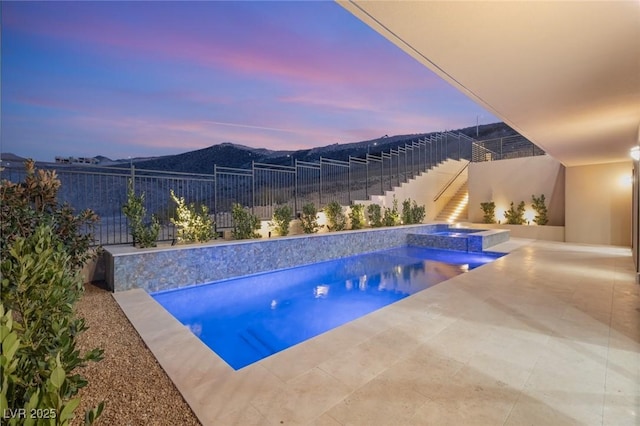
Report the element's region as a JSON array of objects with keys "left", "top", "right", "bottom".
[{"left": 338, "top": 1, "right": 640, "bottom": 167}]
